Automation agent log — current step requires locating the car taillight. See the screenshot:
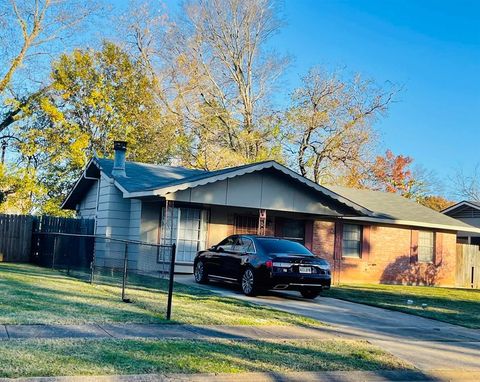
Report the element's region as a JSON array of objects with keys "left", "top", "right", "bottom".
[{"left": 265, "top": 260, "right": 273, "bottom": 268}]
